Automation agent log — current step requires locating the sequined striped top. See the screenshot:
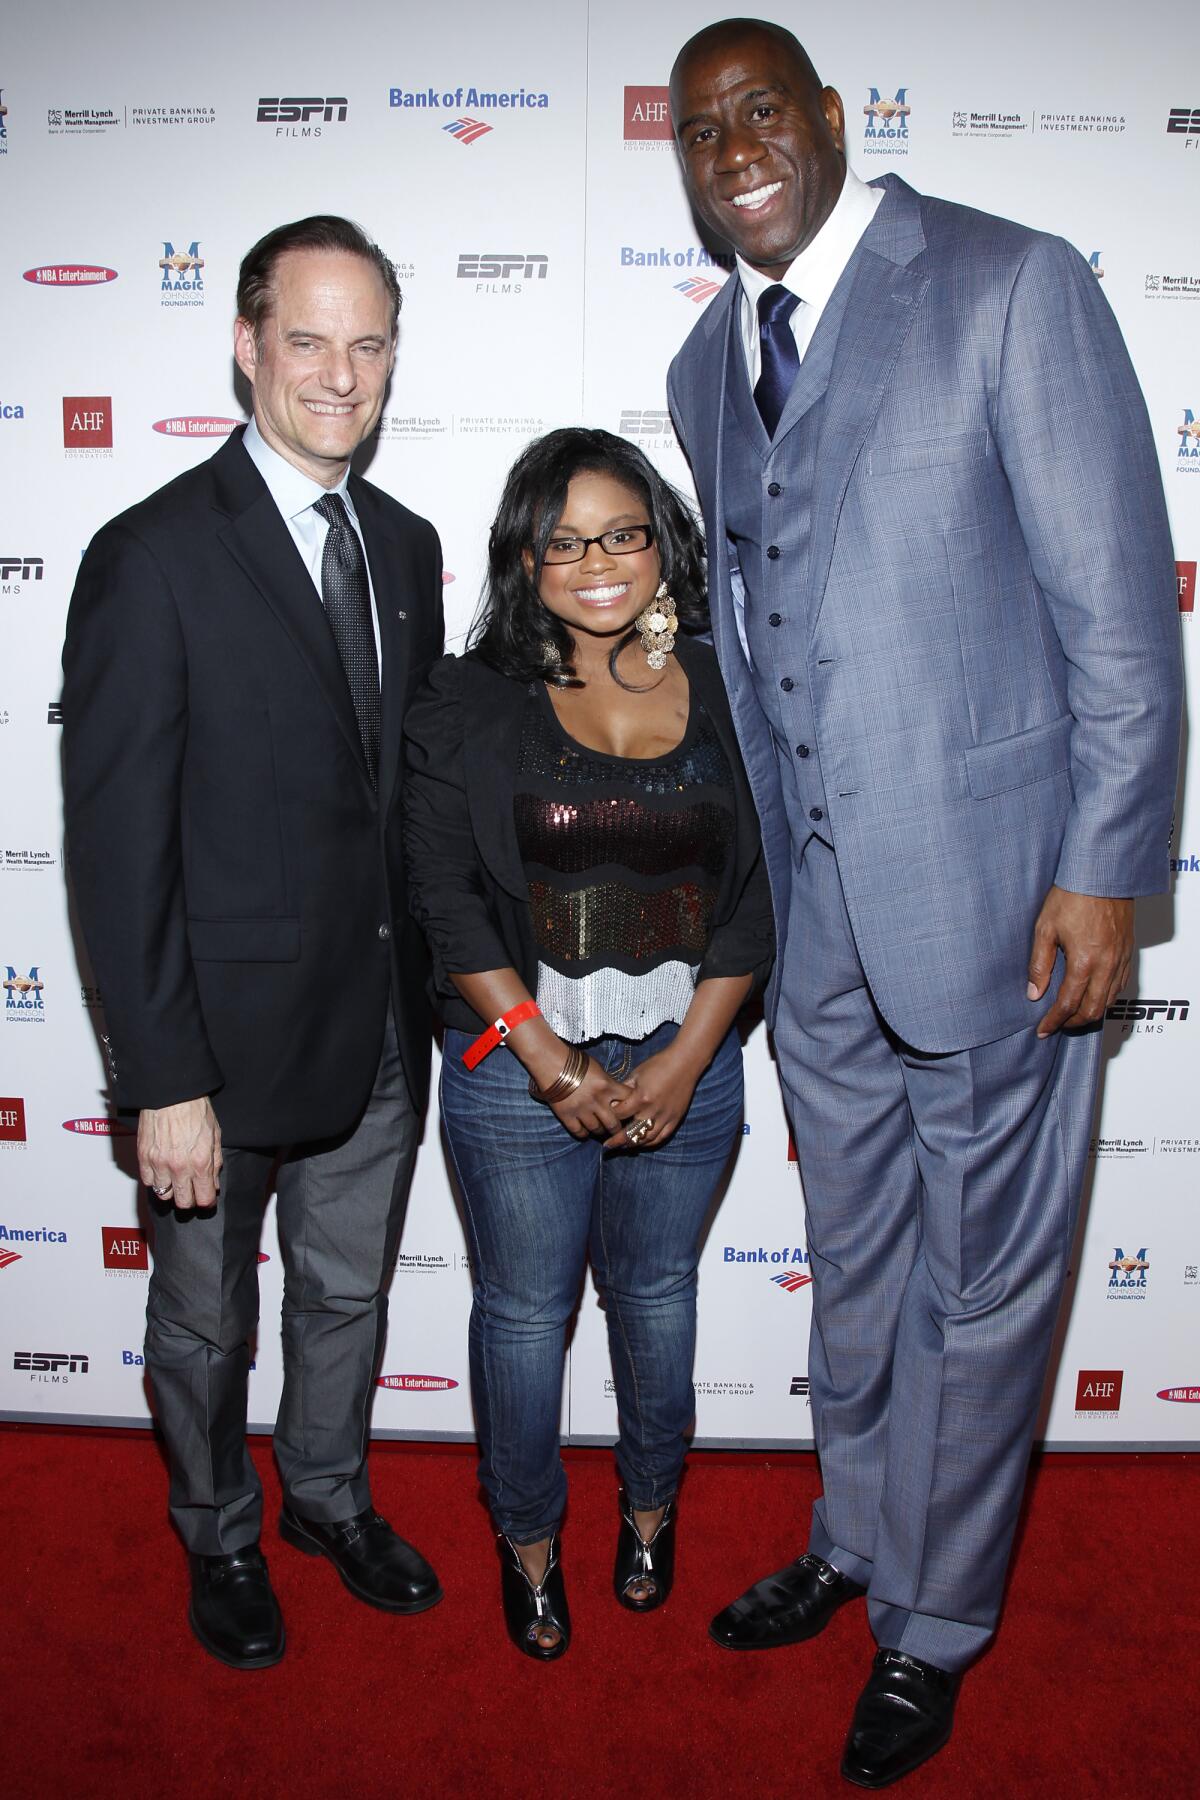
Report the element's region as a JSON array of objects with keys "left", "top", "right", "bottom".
[{"left": 512, "top": 682, "right": 736, "bottom": 1043}]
